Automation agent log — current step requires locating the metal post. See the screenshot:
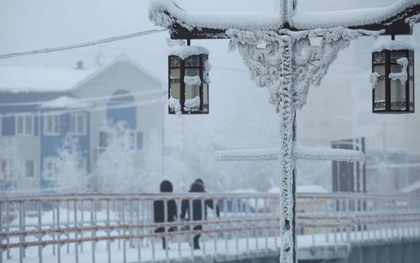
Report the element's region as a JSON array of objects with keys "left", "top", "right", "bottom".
[{"left": 277, "top": 36, "right": 298, "bottom": 263}]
